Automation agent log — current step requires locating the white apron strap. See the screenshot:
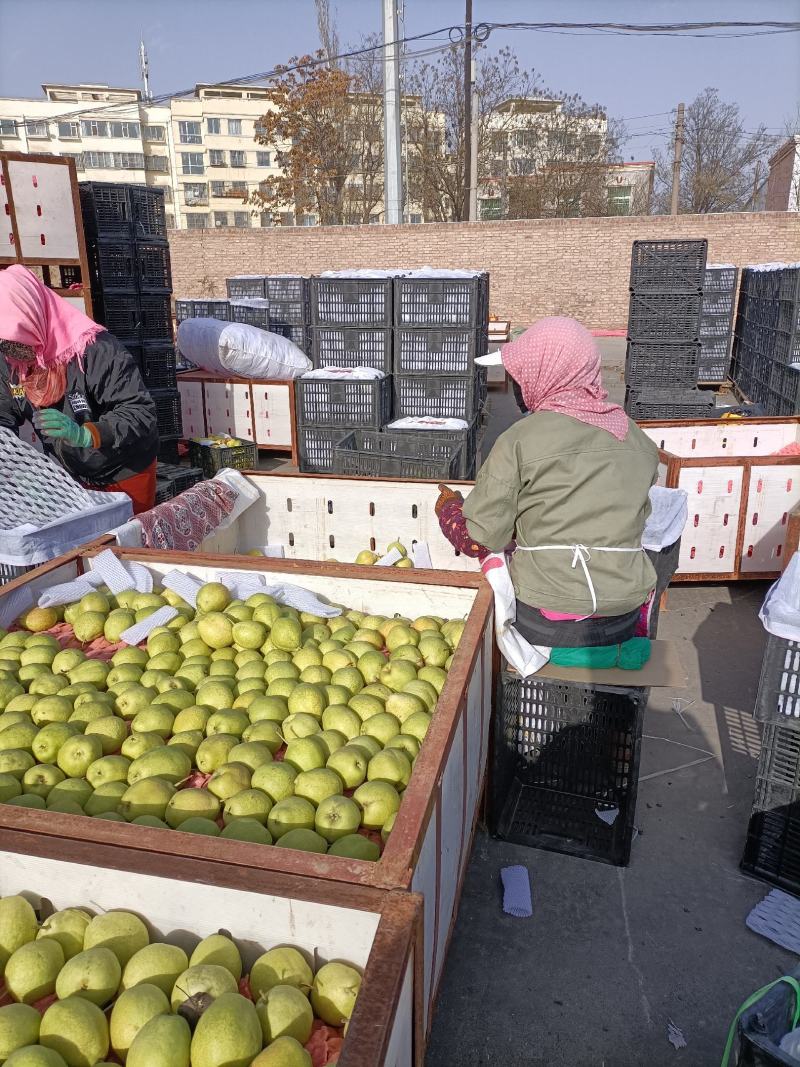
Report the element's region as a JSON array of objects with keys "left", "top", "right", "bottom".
[{"left": 515, "top": 543, "right": 645, "bottom": 618}]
